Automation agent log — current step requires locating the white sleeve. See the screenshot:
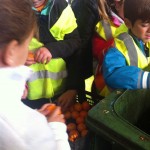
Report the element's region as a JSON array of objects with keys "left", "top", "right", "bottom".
[
  {"left": 48, "top": 122, "right": 71, "bottom": 150},
  {"left": 0, "top": 105, "right": 71, "bottom": 150}
]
